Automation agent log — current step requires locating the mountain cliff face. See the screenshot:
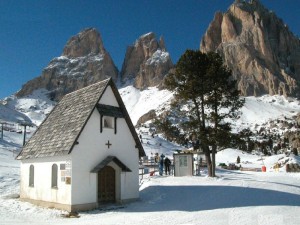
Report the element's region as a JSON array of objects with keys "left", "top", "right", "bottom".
[
  {"left": 16, "top": 30, "right": 172, "bottom": 101},
  {"left": 200, "top": 0, "right": 300, "bottom": 97},
  {"left": 16, "top": 28, "right": 118, "bottom": 101},
  {"left": 121, "top": 32, "right": 173, "bottom": 89}
]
